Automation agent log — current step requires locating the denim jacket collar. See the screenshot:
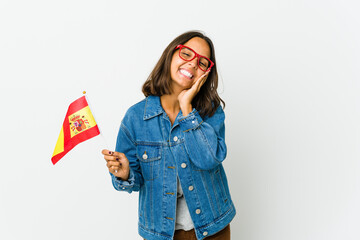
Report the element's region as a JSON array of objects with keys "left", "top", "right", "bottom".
[{"left": 143, "top": 96, "right": 164, "bottom": 120}]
